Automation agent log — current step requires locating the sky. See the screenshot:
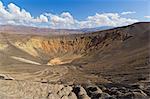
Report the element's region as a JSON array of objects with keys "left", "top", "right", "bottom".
[{"left": 0, "top": 0, "right": 150, "bottom": 29}]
